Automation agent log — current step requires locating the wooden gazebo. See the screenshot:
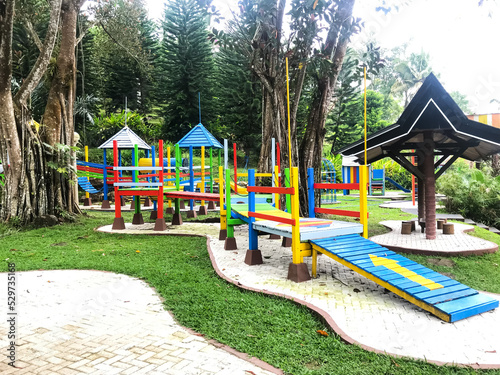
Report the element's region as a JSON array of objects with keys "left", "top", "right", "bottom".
[{"left": 338, "top": 73, "right": 500, "bottom": 239}]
